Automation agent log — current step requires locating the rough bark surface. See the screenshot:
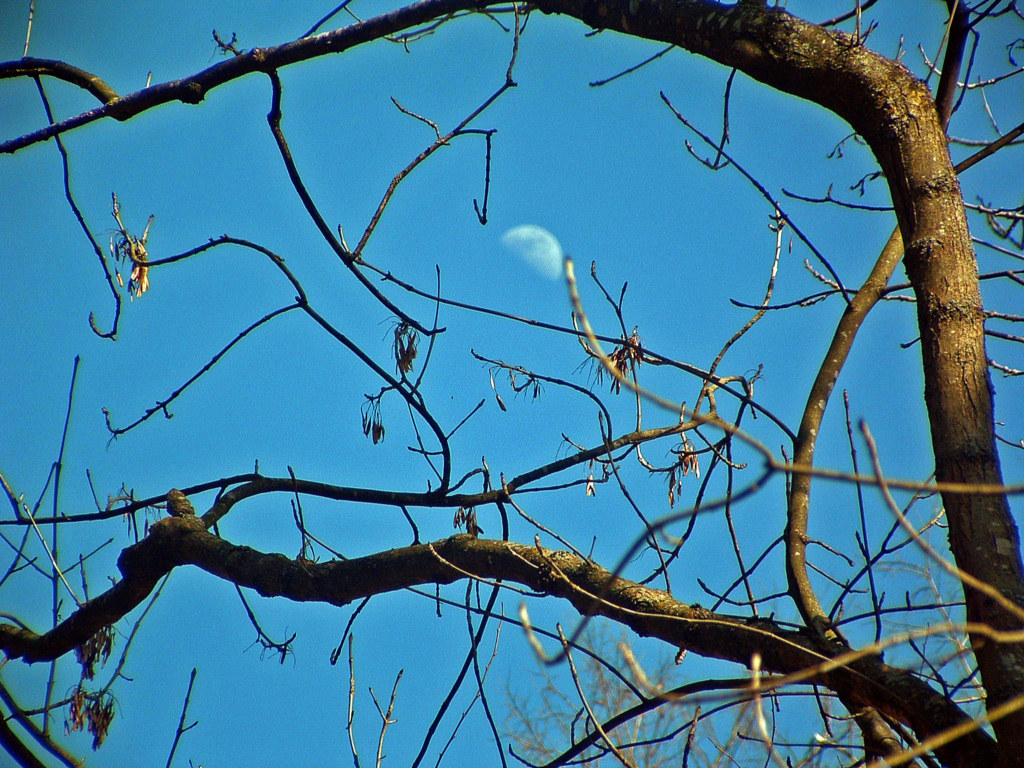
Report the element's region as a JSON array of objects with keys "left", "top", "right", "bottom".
[
  {"left": 0, "top": 524, "right": 998, "bottom": 767},
  {"left": 528, "top": 0, "right": 1024, "bottom": 760},
  {"left": 1, "top": 2, "right": 1020, "bottom": 765}
]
